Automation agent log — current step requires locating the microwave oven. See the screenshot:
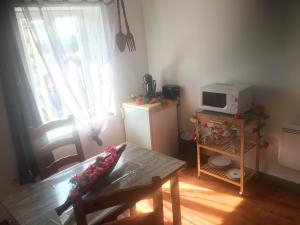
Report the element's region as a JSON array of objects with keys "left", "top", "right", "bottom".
[{"left": 200, "top": 83, "right": 253, "bottom": 114}]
